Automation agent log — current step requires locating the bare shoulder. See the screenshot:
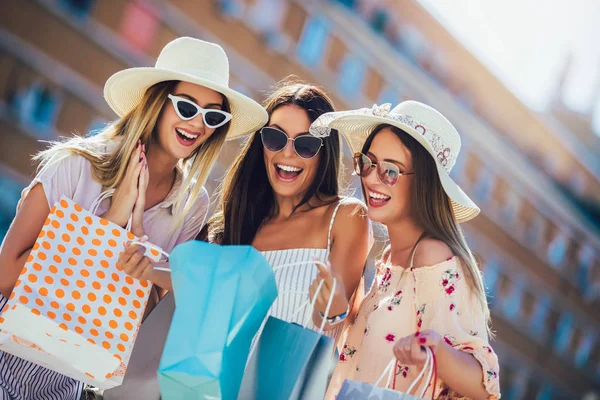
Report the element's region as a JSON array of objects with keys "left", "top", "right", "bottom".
[
  {"left": 331, "top": 198, "right": 369, "bottom": 236},
  {"left": 333, "top": 198, "right": 368, "bottom": 224},
  {"left": 412, "top": 238, "right": 454, "bottom": 268}
]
